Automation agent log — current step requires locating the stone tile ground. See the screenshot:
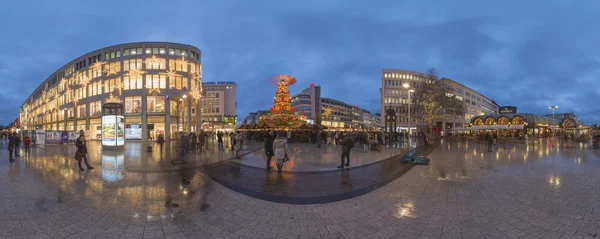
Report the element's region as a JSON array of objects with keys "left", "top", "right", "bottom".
[{"left": 0, "top": 137, "right": 596, "bottom": 238}]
